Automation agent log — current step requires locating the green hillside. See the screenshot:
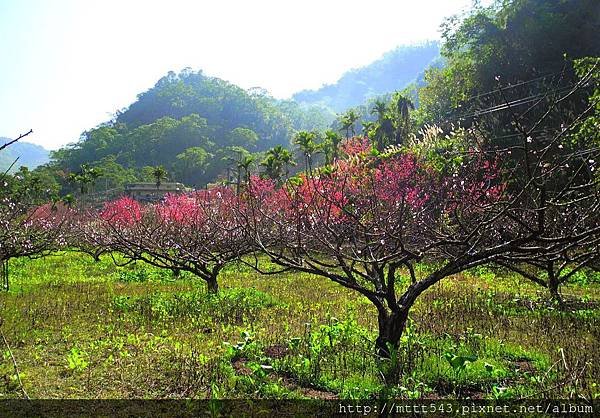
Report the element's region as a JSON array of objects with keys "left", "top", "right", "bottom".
[{"left": 49, "top": 70, "right": 334, "bottom": 190}]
